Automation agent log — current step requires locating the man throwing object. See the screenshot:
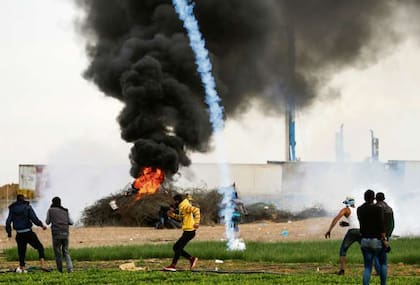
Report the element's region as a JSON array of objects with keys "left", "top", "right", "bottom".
[{"left": 325, "top": 196, "right": 360, "bottom": 275}]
